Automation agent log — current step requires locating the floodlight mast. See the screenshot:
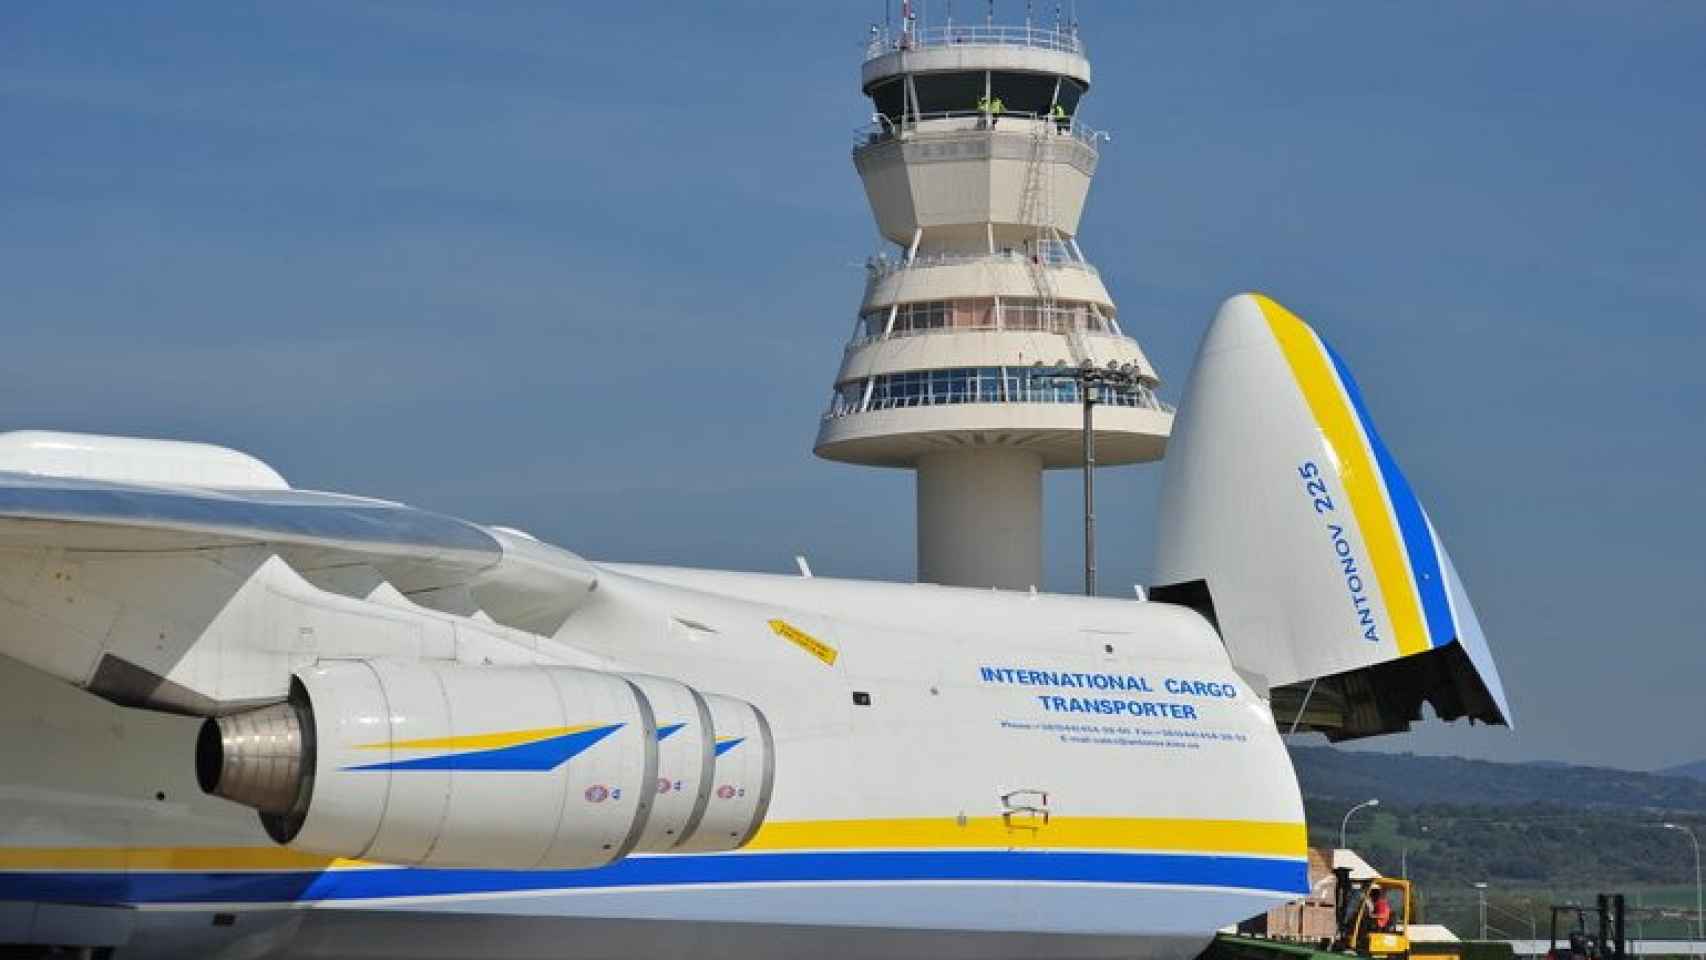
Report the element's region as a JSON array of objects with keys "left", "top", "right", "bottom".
[
  {"left": 1661, "top": 823, "right": 1703, "bottom": 957},
  {"left": 1083, "top": 371, "right": 1096, "bottom": 596},
  {"left": 1036, "top": 361, "right": 1150, "bottom": 595}
]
